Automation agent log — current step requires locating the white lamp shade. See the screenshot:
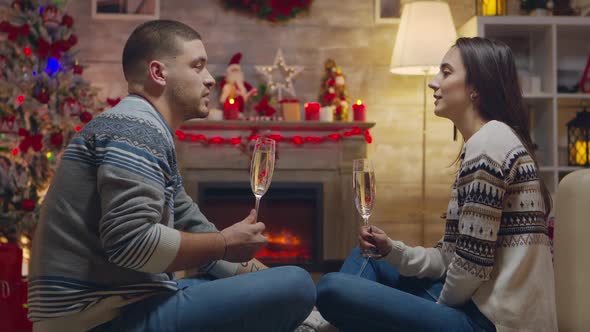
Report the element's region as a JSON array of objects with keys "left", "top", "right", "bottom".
[{"left": 390, "top": 1, "right": 457, "bottom": 76}]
